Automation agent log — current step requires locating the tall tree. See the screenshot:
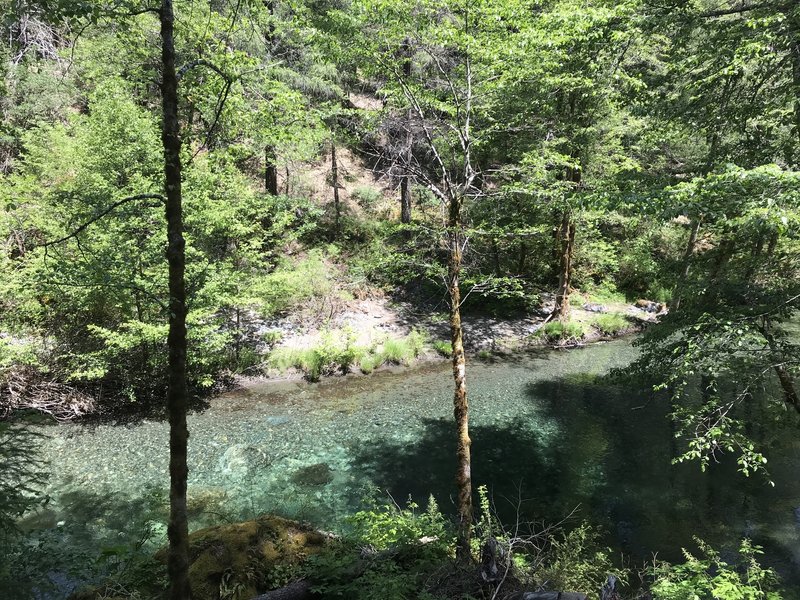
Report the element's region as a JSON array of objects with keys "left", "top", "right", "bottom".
[{"left": 158, "top": 0, "right": 191, "bottom": 597}]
